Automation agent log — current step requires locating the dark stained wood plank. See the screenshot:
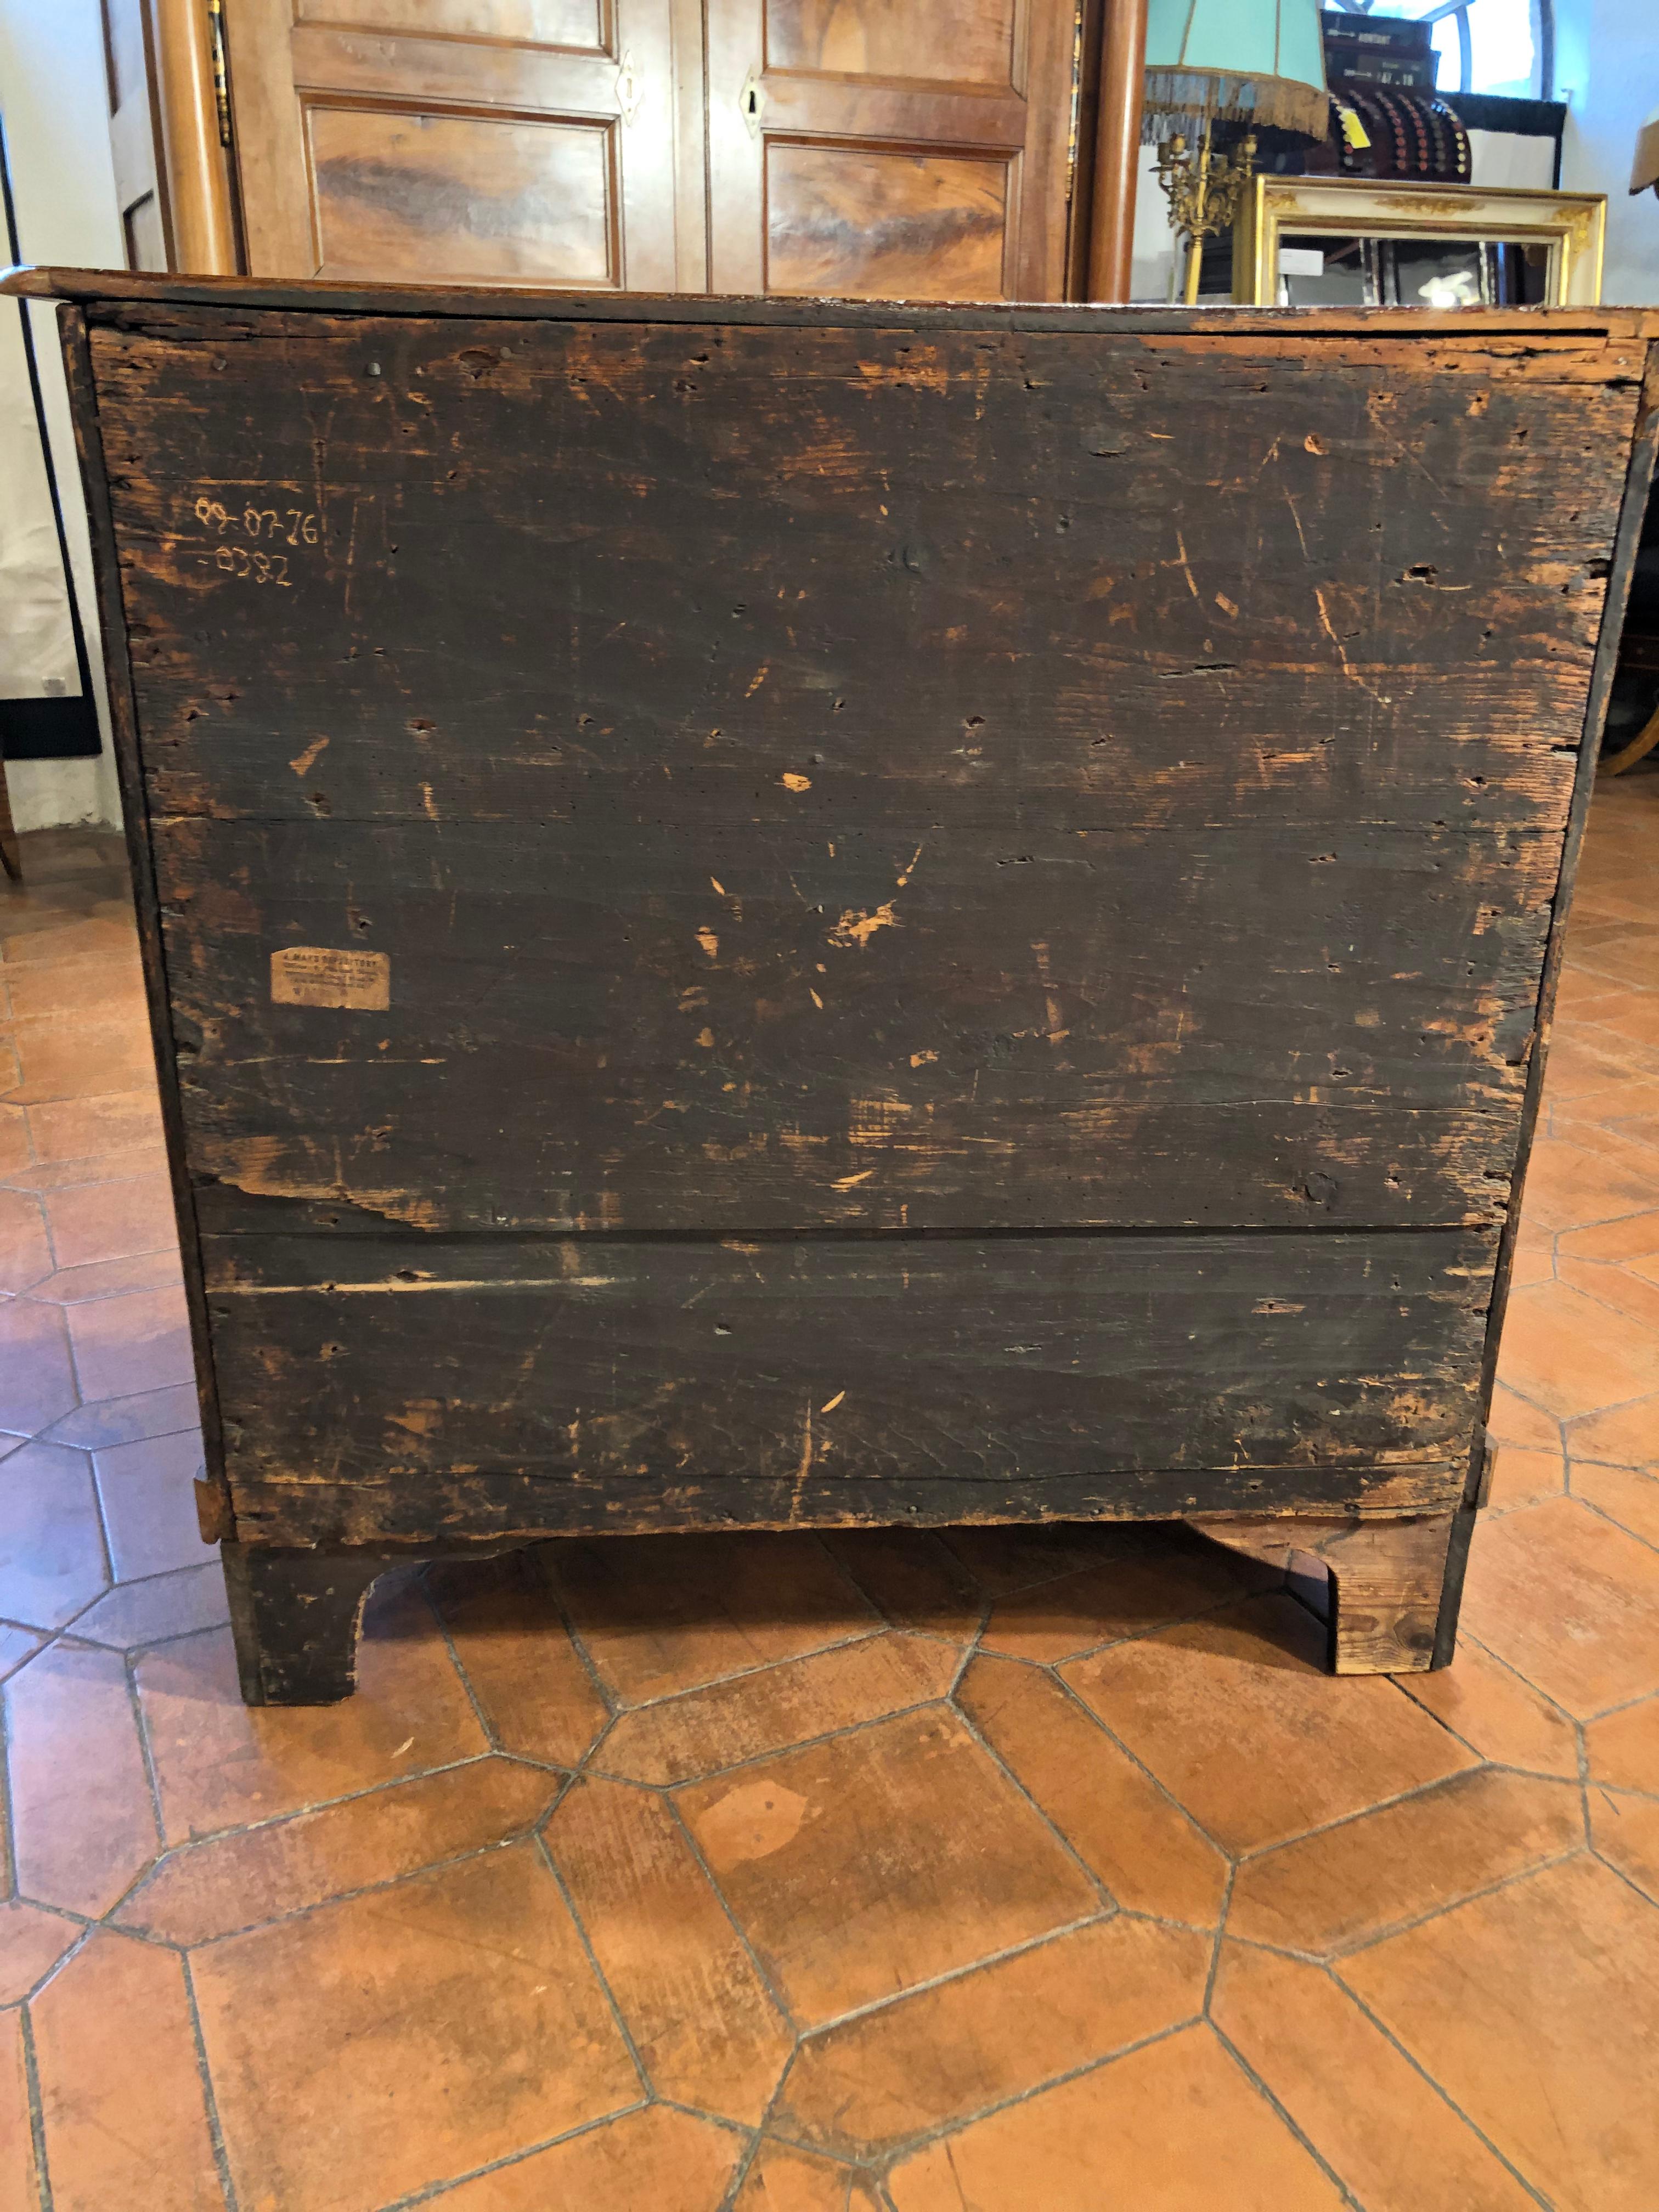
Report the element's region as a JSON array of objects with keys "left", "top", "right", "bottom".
[
  {"left": 227, "top": 1463, "right": 1467, "bottom": 1549},
  {"left": 11, "top": 267, "right": 1659, "bottom": 359},
  {"left": 205, "top": 1227, "right": 1489, "bottom": 1543},
  {"left": 157, "top": 814, "right": 1552, "bottom": 1234},
  {"left": 92, "top": 315, "right": 1627, "bottom": 850}
]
